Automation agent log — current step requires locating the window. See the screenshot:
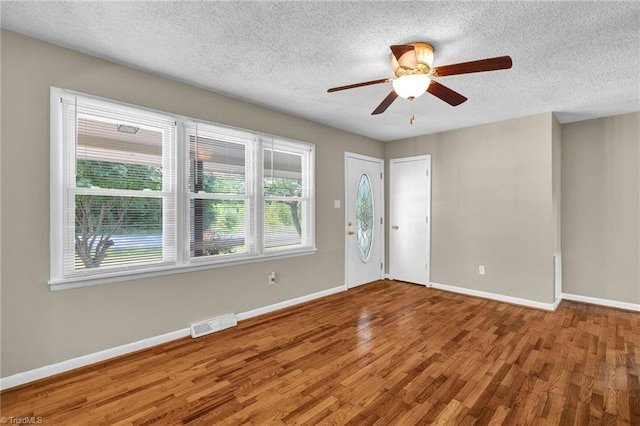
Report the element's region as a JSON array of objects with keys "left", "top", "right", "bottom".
[
  {"left": 50, "top": 88, "right": 315, "bottom": 288},
  {"left": 263, "top": 141, "right": 313, "bottom": 251},
  {"left": 186, "top": 123, "right": 252, "bottom": 260},
  {"left": 356, "top": 174, "right": 374, "bottom": 262}
]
